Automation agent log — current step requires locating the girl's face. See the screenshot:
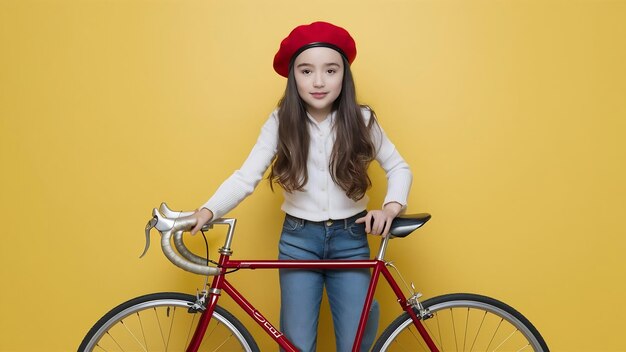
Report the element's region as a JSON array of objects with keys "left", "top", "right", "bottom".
[{"left": 293, "top": 47, "right": 344, "bottom": 121}]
